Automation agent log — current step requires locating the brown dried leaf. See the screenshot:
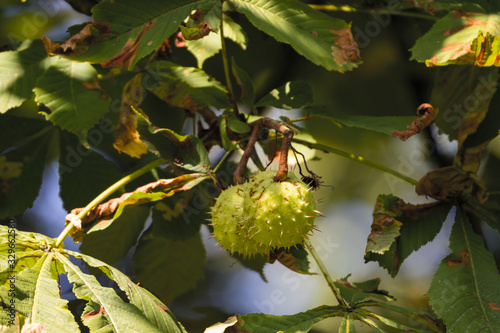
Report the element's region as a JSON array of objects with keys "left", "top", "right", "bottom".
[
  {"left": 416, "top": 166, "right": 488, "bottom": 202},
  {"left": 42, "top": 22, "right": 110, "bottom": 57},
  {"left": 82, "top": 307, "right": 106, "bottom": 320},
  {"left": 330, "top": 28, "right": 361, "bottom": 73},
  {"left": 65, "top": 173, "right": 205, "bottom": 230},
  {"left": 113, "top": 74, "right": 148, "bottom": 158},
  {"left": 392, "top": 103, "right": 437, "bottom": 141},
  {"left": 100, "top": 21, "right": 154, "bottom": 68}
]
